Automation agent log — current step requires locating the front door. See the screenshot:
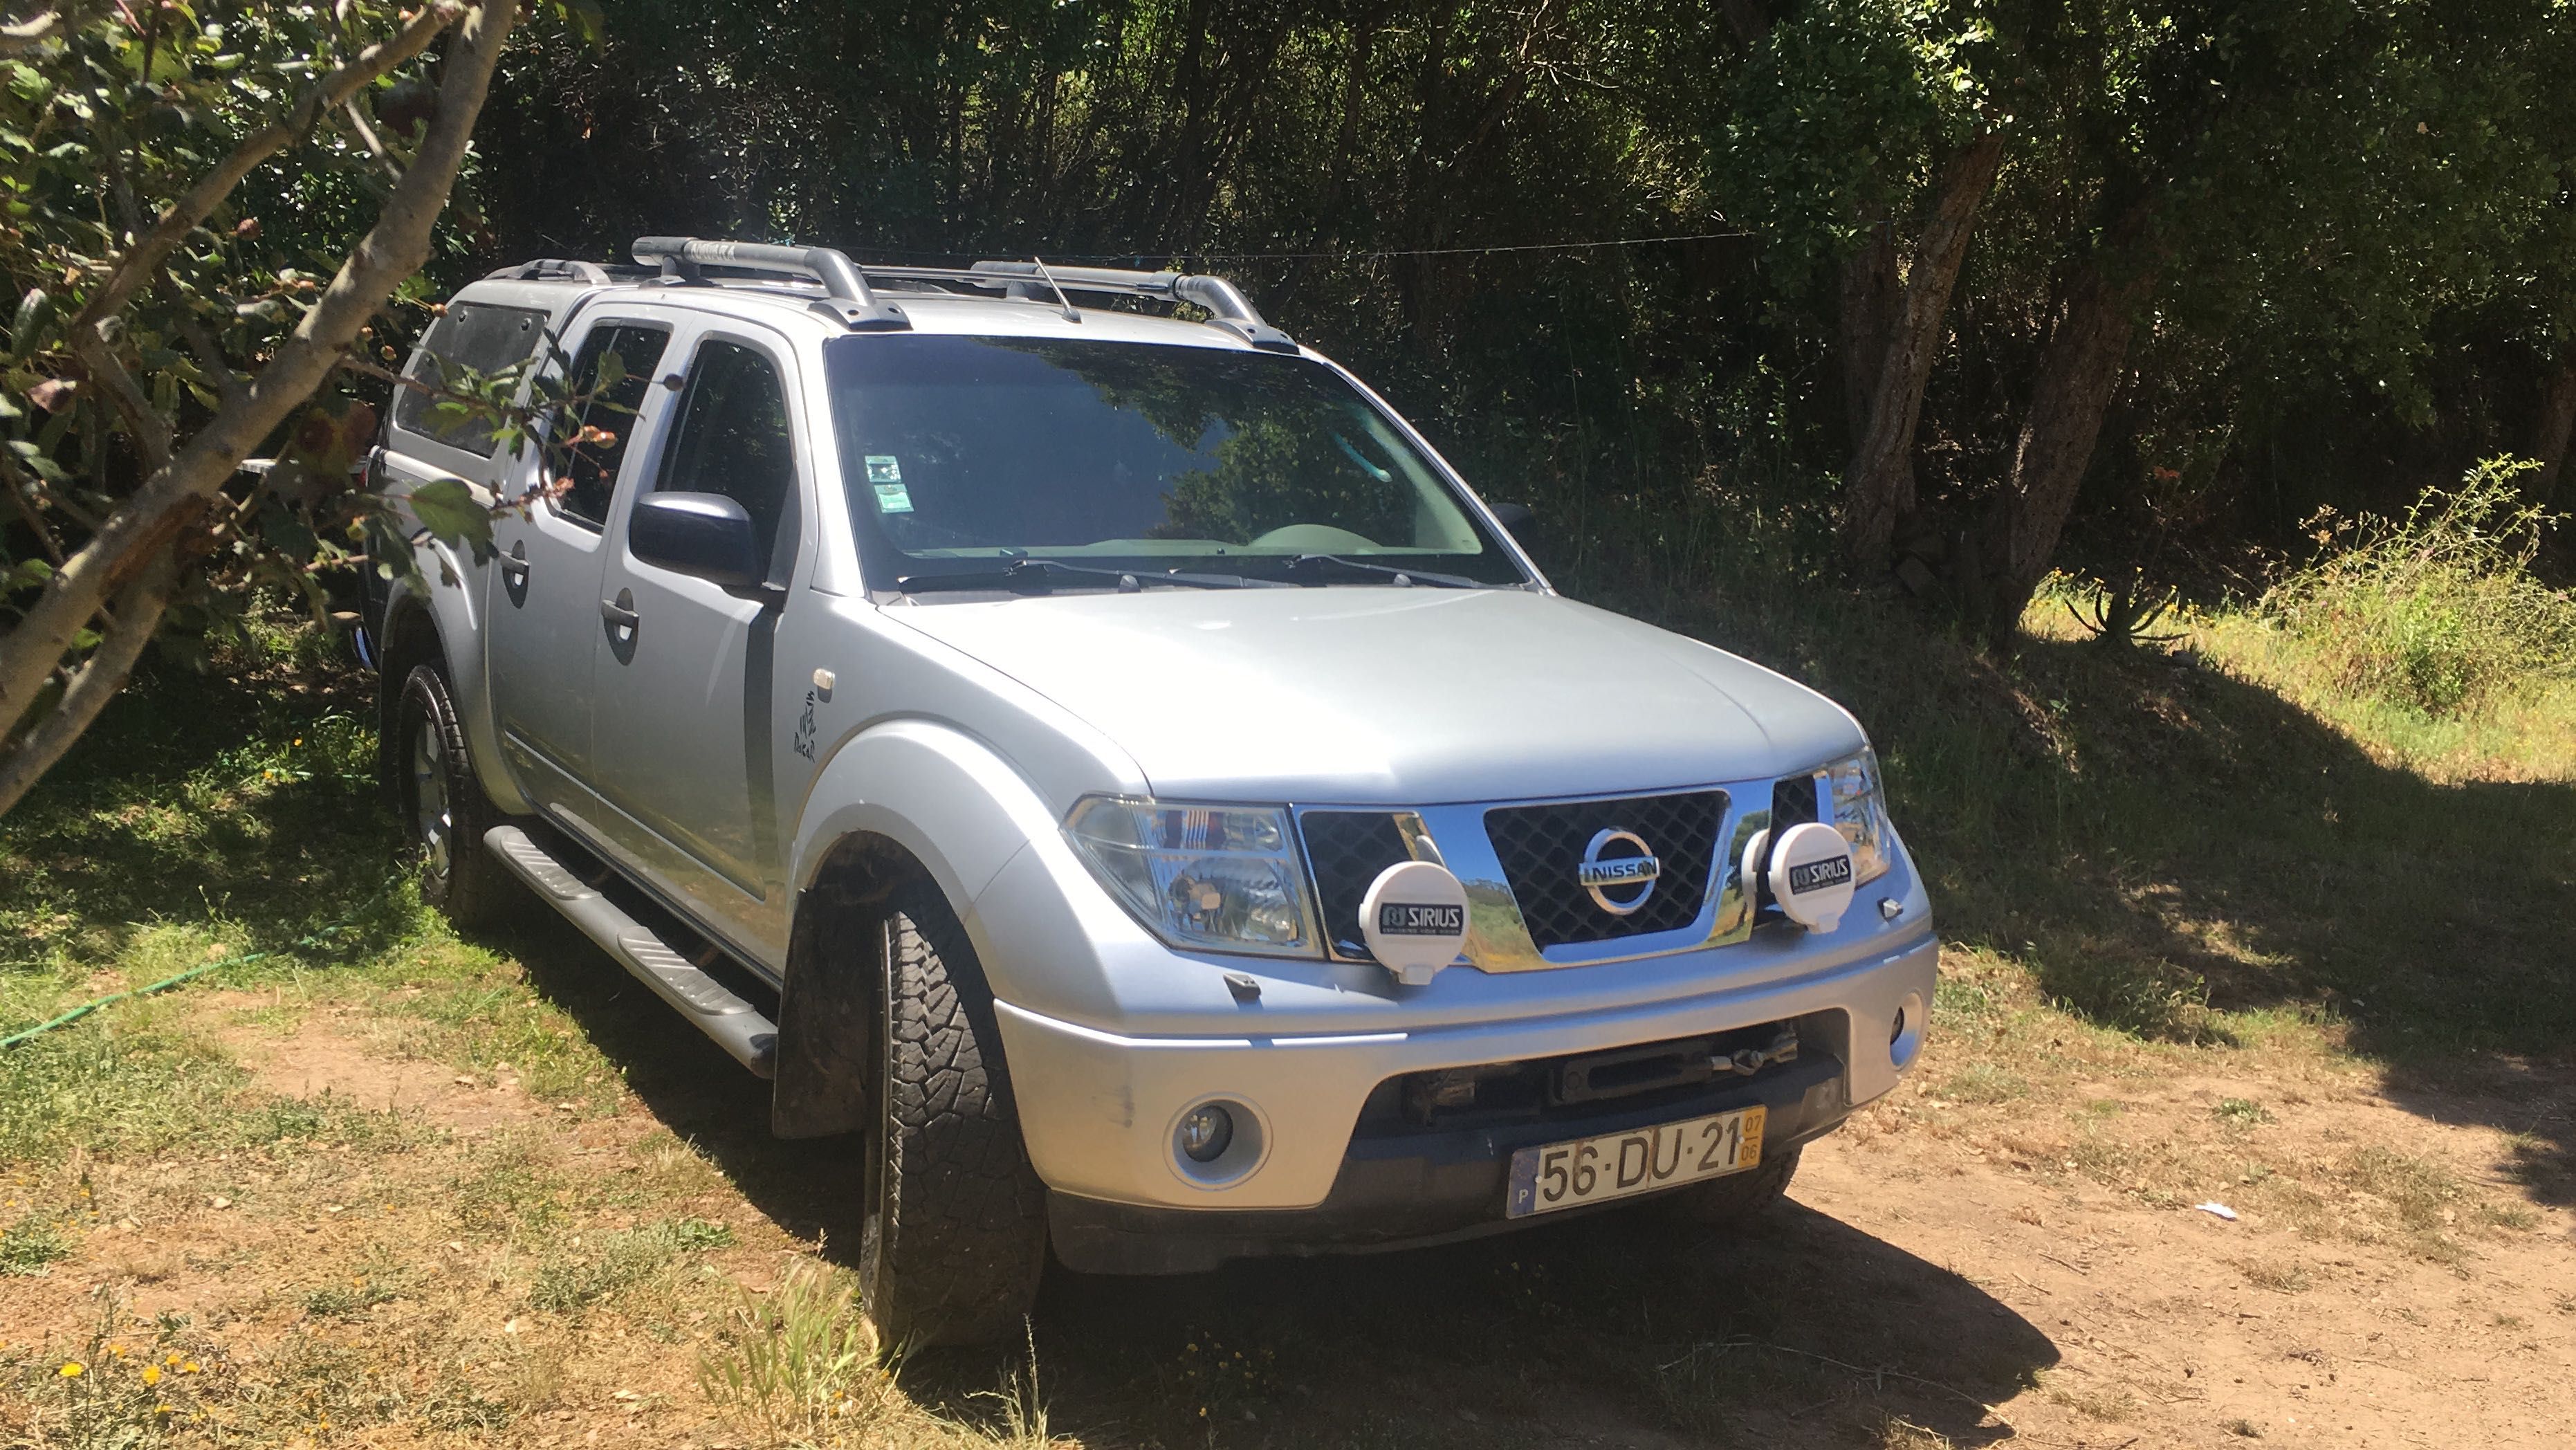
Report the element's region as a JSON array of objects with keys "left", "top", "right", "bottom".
[
  {"left": 484, "top": 318, "right": 674, "bottom": 815},
  {"left": 587, "top": 329, "right": 807, "bottom": 962}
]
